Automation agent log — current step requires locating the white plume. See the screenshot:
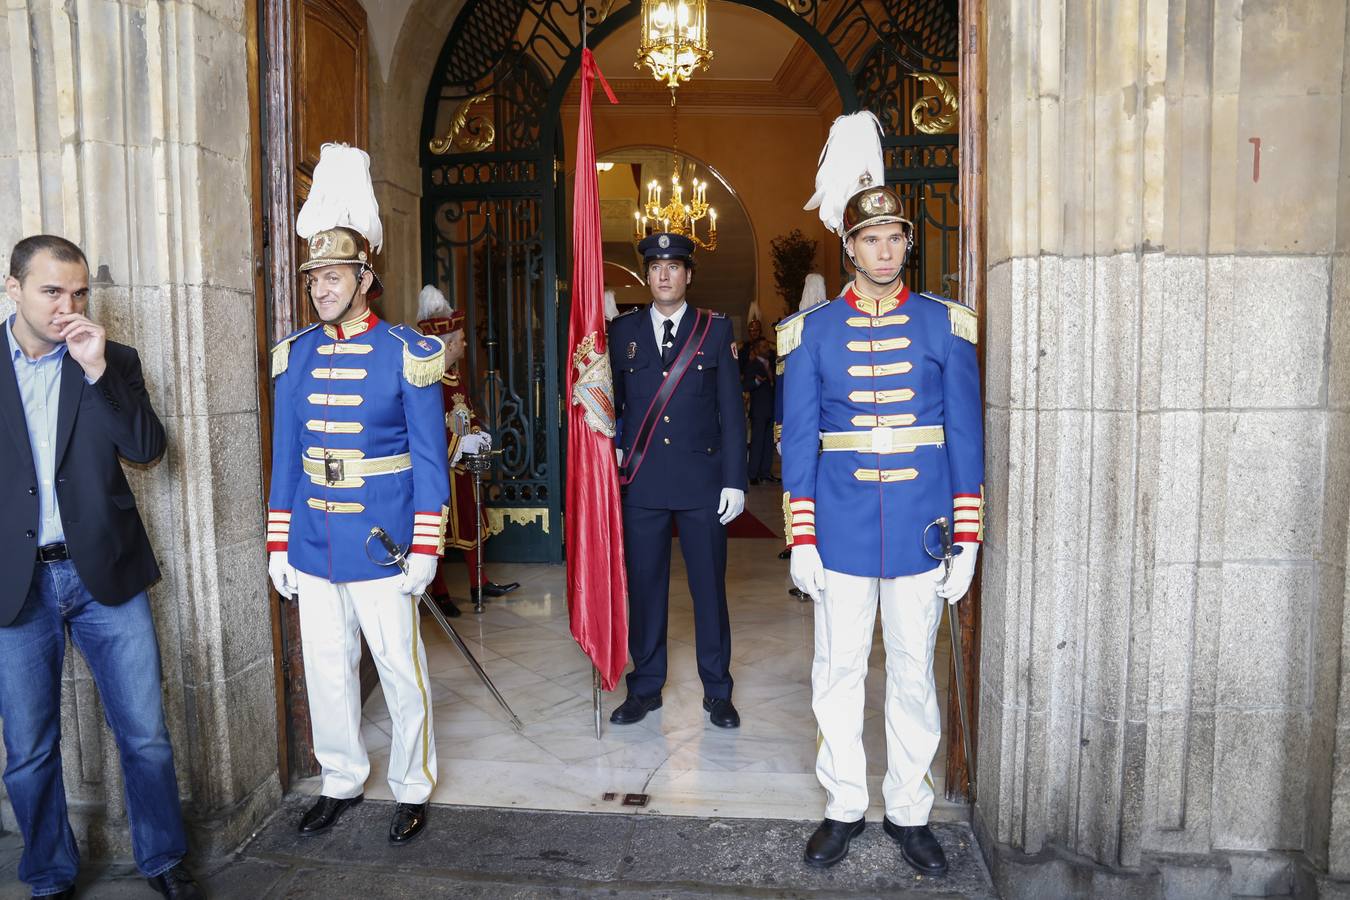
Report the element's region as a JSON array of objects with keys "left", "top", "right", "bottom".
[
  {"left": 603, "top": 289, "right": 619, "bottom": 321},
  {"left": 800, "top": 273, "right": 827, "bottom": 311},
  {"left": 803, "top": 112, "right": 885, "bottom": 236},
  {"left": 418, "top": 284, "right": 452, "bottom": 321},
  {"left": 296, "top": 143, "right": 384, "bottom": 251},
  {"left": 747, "top": 300, "right": 762, "bottom": 325}
]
